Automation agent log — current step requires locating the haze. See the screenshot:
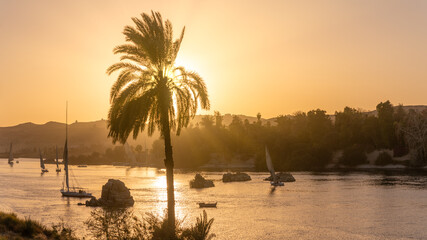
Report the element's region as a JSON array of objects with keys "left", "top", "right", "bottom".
[{"left": 1, "top": 0, "right": 427, "bottom": 126}]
